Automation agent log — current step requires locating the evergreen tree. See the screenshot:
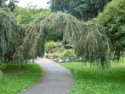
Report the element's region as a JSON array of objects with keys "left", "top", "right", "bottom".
[
  {"left": 95, "top": 0, "right": 125, "bottom": 60},
  {"left": 0, "top": 0, "right": 18, "bottom": 11},
  {"left": 50, "top": 0, "right": 111, "bottom": 20},
  {"left": 14, "top": 12, "right": 110, "bottom": 68},
  {"left": 0, "top": 8, "right": 24, "bottom": 64}
]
